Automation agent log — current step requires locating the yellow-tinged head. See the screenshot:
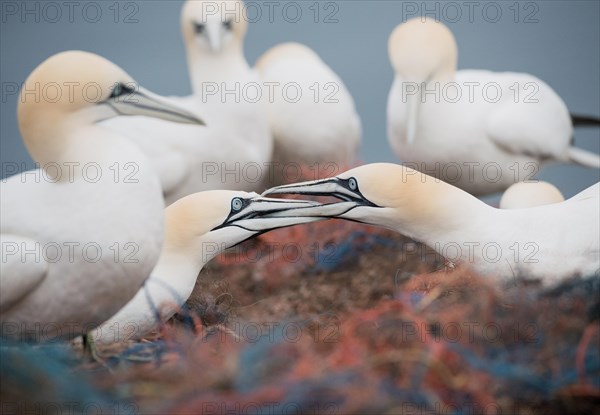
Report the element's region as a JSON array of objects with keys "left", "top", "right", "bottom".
[
  {"left": 388, "top": 17, "right": 457, "bottom": 82},
  {"left": 181, "top": 0, "right": 247, "bottom": 54},
  {"left": 255, "top": 42, "right": 321, "bottom": 71},
  {"left": 18, "top": 51, "right": 132, "bottom": 135},
  {"left": 500, "top": 181, "right": 565, "bottom": 209},
  {"left": 388, "top": 18, "right": 458, "bottom": 144},
  {"left": 263, "top": 163, "right": 486, "bottom": 239},
  {"left": 162, "top": 190, "right": 323, "bottom": 263},
  {"left": 17, "top": 51, "right": 204, "bottom": 164}
]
